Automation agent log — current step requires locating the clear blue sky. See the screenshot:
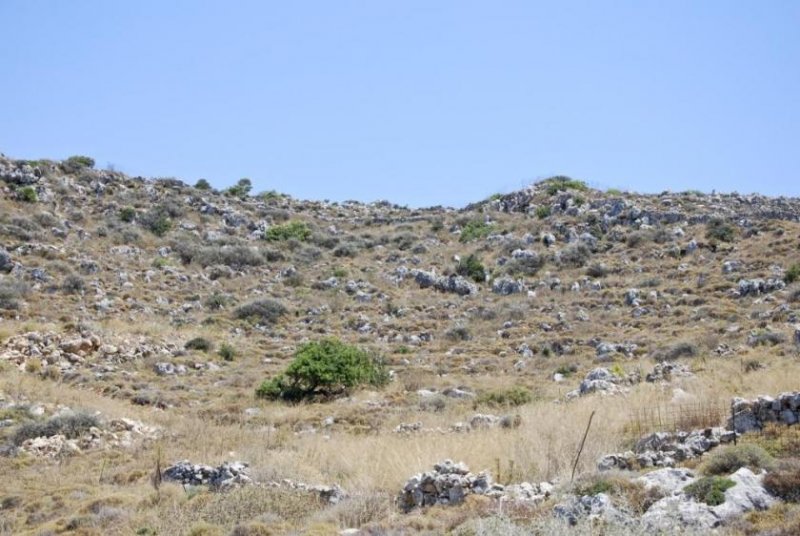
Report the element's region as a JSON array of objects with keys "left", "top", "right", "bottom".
[{"left": 1, "top": 1, "right": 798, "bottom": 207}]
